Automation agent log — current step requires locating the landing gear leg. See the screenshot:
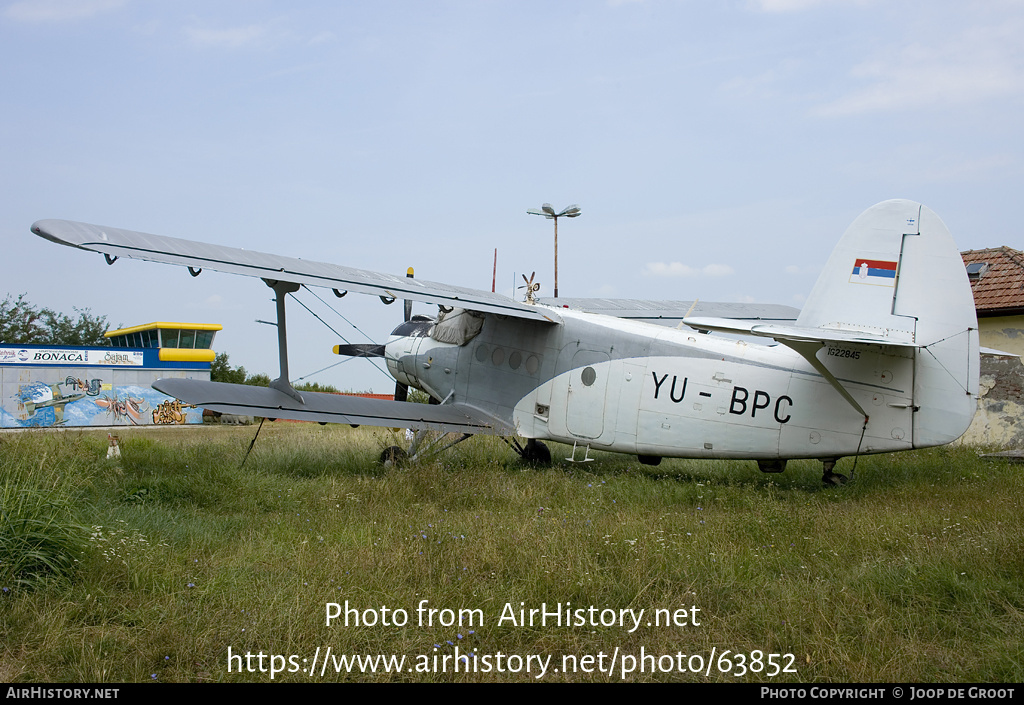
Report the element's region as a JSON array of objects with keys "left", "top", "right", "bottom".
[{"left": 821, "top": 458, "right": 848, "bottom": 486}]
